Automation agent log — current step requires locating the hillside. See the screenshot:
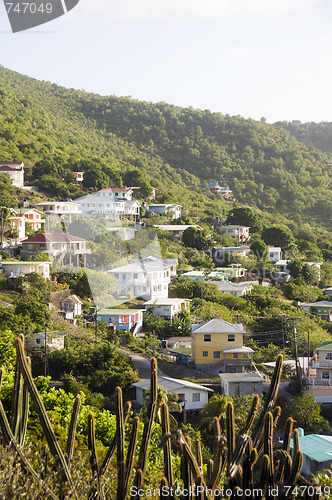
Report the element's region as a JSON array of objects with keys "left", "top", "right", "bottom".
[
  {"left": 274, "top": 120, "right": 332, "bottom": 155},
  {"left": 0, "top": 65, "right": 332, "bottom": 228}
]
